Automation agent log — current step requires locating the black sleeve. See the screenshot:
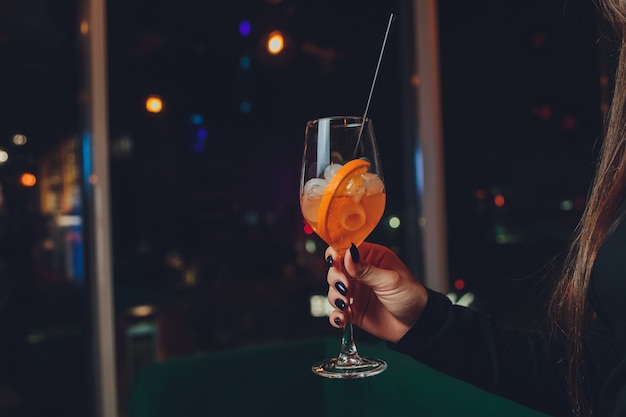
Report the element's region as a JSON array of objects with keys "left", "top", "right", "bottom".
[{"left": 390, "top": 289, "right": 573, "bottom": 417}]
